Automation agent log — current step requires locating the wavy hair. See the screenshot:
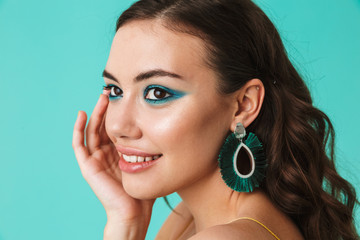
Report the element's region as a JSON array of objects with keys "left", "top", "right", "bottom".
[{"left": 115, "top": 0, "right": 358, "bottom": 239}]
